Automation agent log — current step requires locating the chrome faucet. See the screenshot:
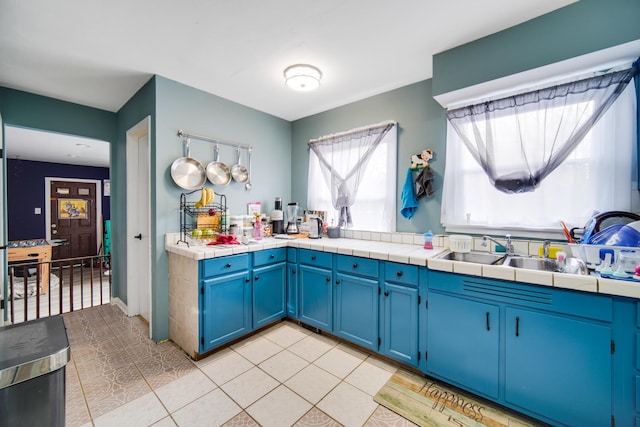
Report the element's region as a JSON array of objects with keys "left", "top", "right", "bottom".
[
  {"left": 542, "top": 240, "right": 550, "bottom": 258},
  {"left": 482, "top": 234, "right": 515, "bottom": 255}
]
